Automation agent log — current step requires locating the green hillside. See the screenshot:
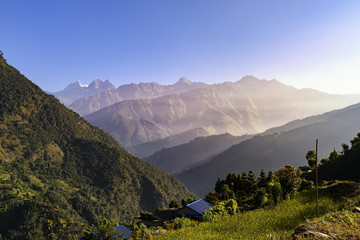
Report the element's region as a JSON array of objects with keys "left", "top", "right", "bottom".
[
  {"left": 0, "top": 53, "right": 194, "bottom": 239},
  {"left": 153, "top": 182, "right": 360, "bottom": 239}
]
